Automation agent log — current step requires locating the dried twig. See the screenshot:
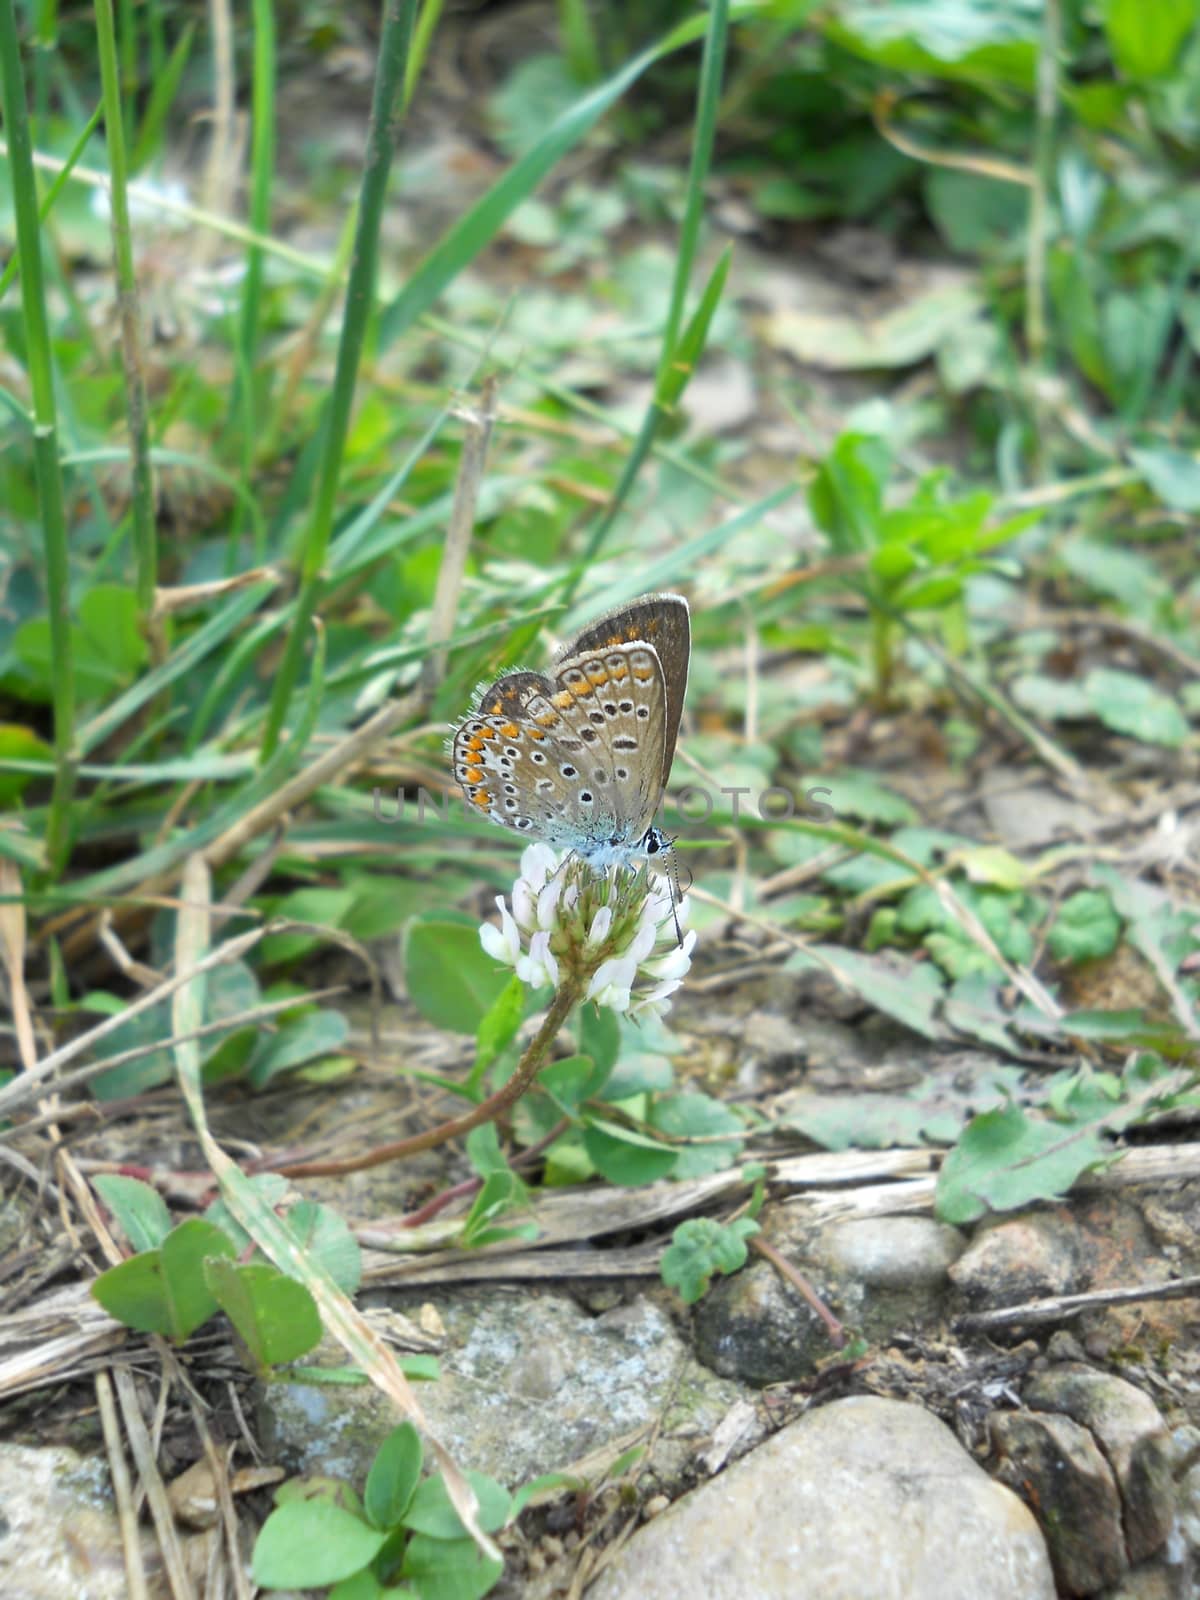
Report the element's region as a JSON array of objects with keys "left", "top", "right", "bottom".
[
  {"left": 97, "top": 1368, "right": 151, "bottom": 1600},
  {"left": 954, "top": 1274, "right": 1200, "bottom": 1334}
]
